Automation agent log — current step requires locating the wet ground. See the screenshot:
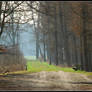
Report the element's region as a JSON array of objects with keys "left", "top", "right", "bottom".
[{"left": 0, "top": 71, "right": 92, "bottom": 91}]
